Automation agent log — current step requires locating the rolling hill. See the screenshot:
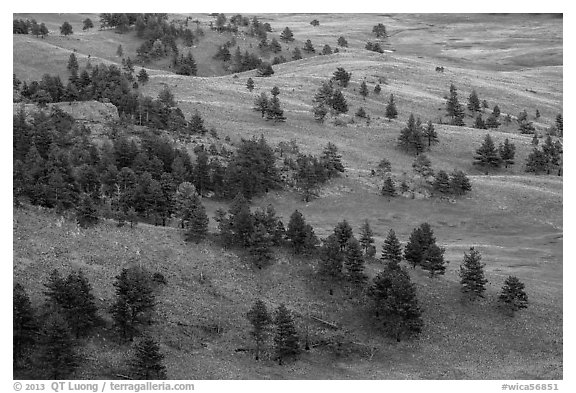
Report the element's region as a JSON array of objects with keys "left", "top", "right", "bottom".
[{"left": 12, "top": 13, "right": 562, "bottom": 380}]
